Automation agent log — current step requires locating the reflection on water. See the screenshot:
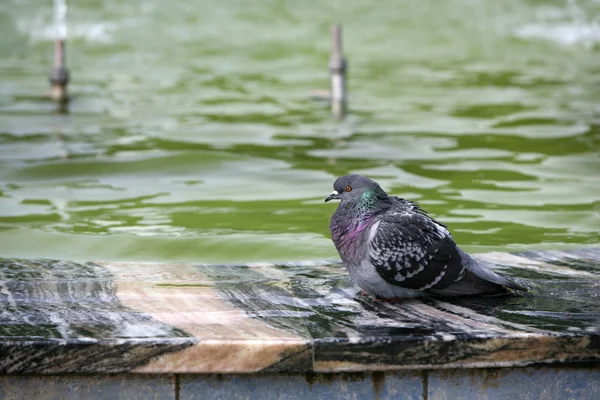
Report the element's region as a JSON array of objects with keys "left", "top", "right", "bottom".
[{"left": 0, "top": 0, "right": 599, "bottom": 263}]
